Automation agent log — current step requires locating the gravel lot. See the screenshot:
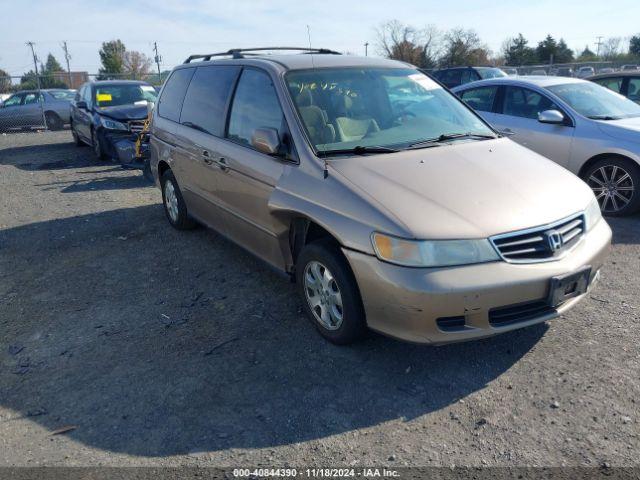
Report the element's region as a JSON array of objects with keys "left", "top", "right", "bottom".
[{"left": 0, "top": 131, "right": 639, "bottom": 468}]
